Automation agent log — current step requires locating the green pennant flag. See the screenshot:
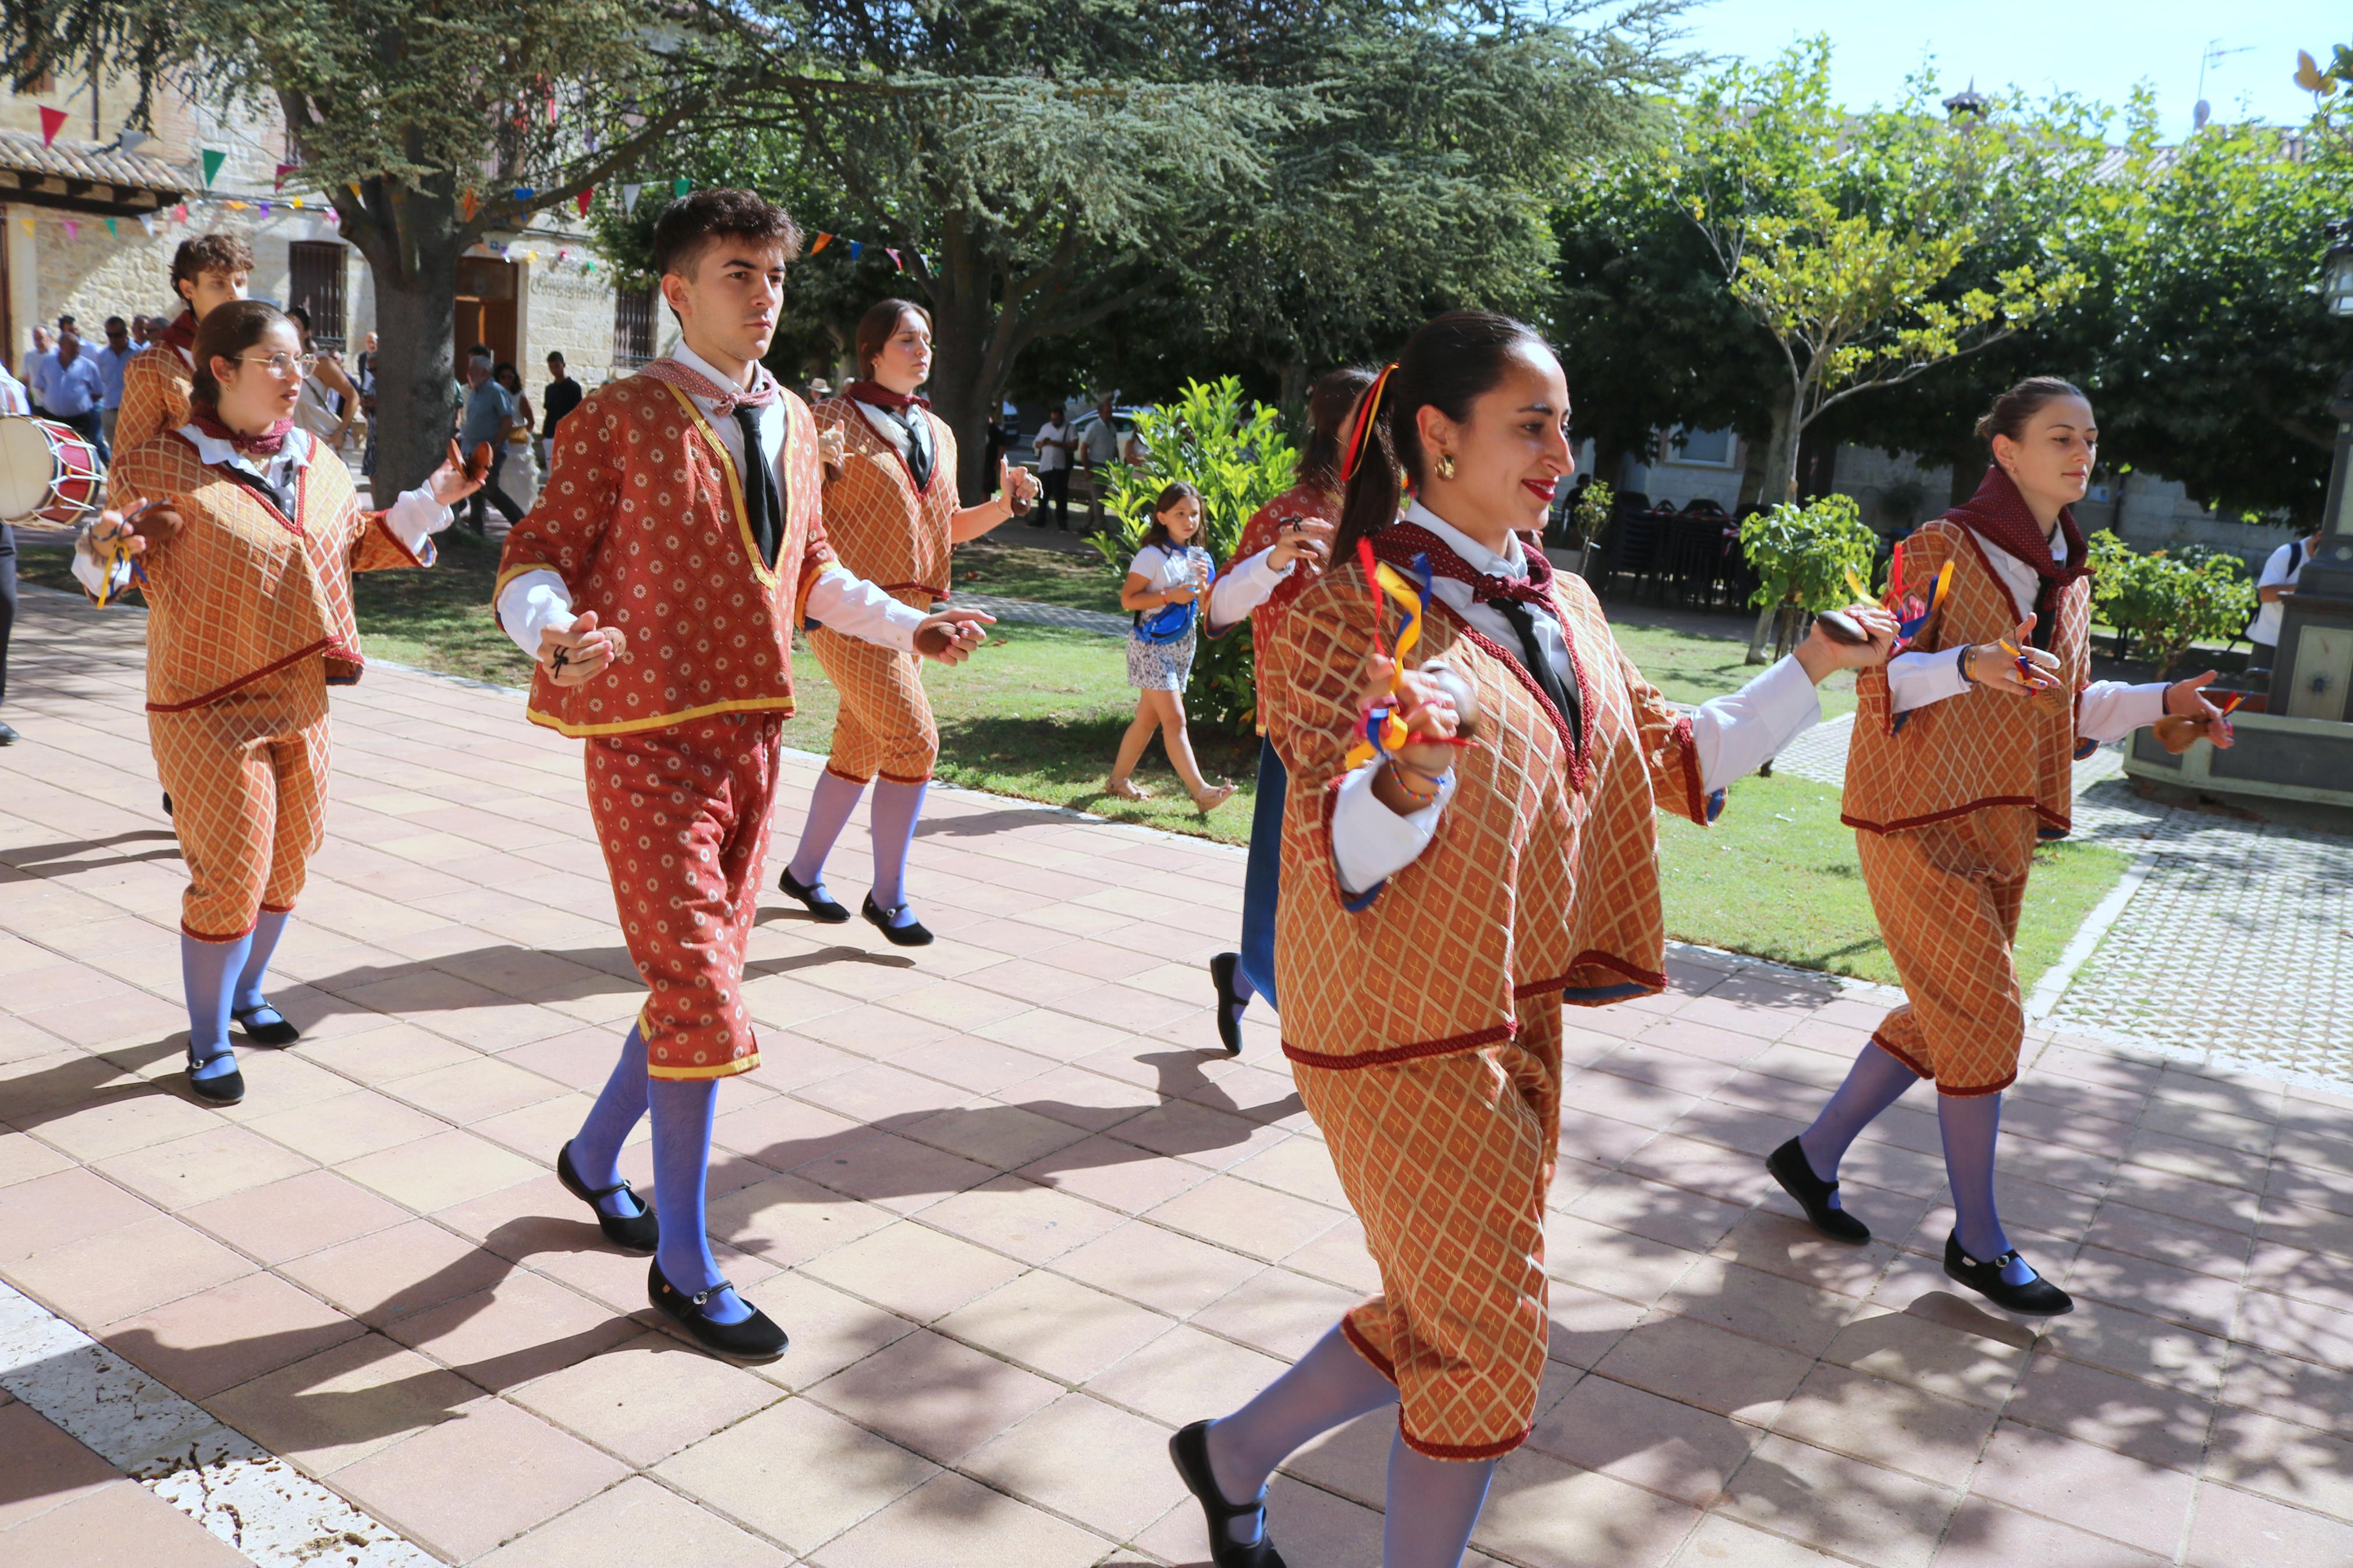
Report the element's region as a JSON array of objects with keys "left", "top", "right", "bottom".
[
  {"left": 200, "top": 148, "right": 226, "bottom": 188},
  {"left": 672, "top": 176, "right": 690, "bottom": 197}
]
